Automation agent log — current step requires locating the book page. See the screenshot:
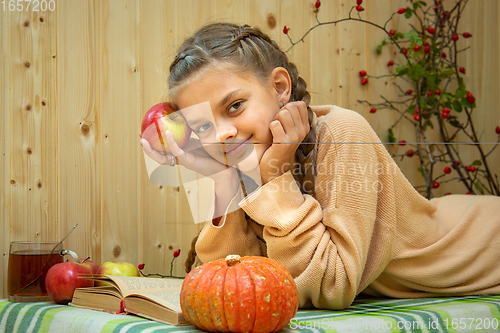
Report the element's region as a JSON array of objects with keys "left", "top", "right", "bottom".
[
  {"left": 107, "top": 275, "right": 184, "bottom": 297},
  {"left": 129, "top": 288, "right": 183, "bottom": 313}
]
